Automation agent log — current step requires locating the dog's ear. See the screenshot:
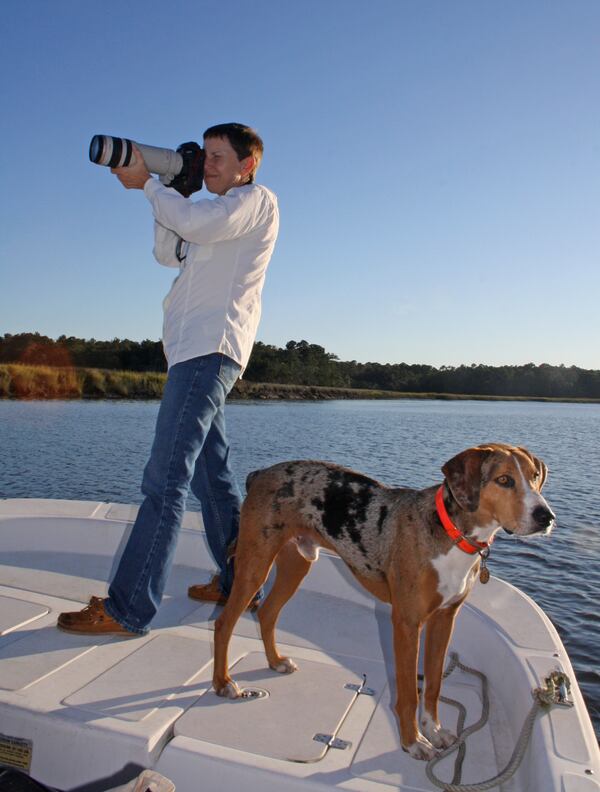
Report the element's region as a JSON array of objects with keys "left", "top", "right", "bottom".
[
  {"left": 441, "top": 448, "right": 493, "bottom": 512},
  {"left": 531, "top": 454, "right": 548, "bottom": 490},
  {"left": 520, "top": 449, "right": 548, "bottom": 490},
  {"left": 536, "top": 458, "right": 548, "bottom": 489}
]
